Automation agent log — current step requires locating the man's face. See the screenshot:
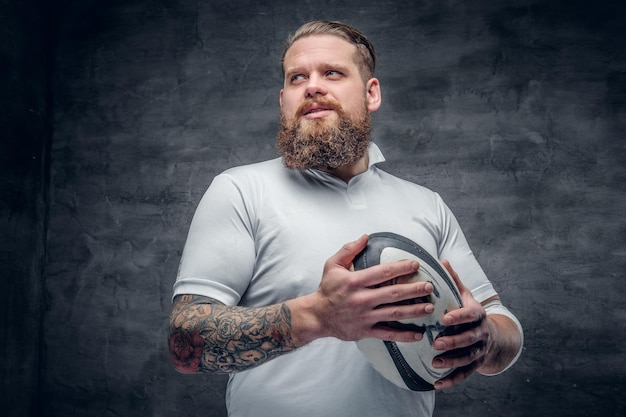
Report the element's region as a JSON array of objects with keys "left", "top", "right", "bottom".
[{"left": 278, "top": 35, "right": 381, "bottom": 171}]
